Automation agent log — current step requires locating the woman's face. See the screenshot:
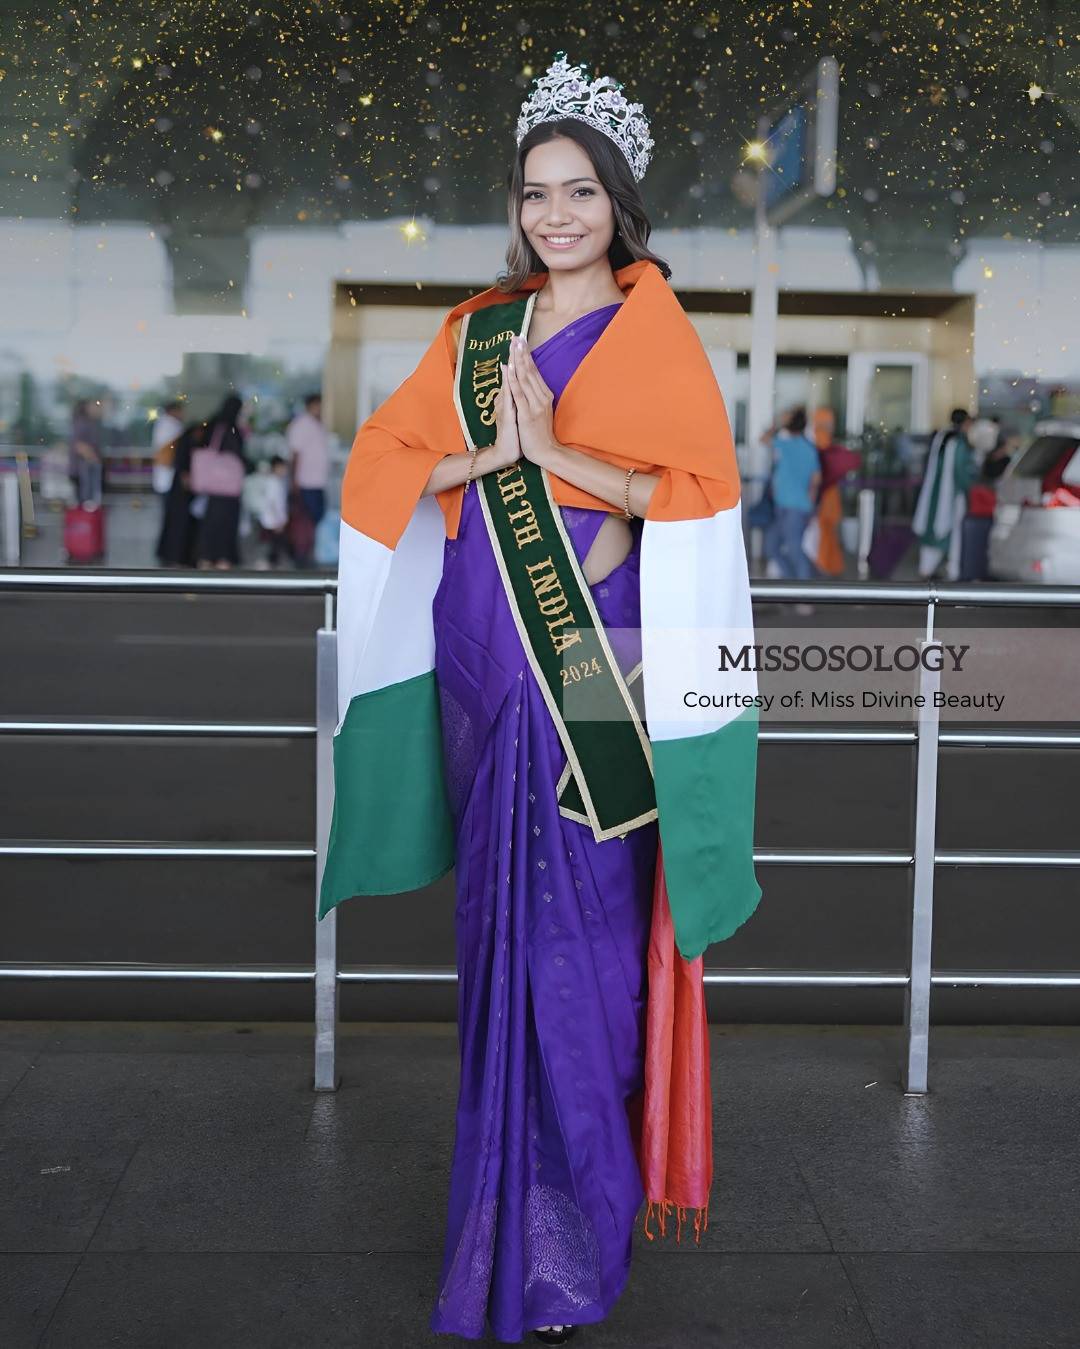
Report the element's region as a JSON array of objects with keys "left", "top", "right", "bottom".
[{"left": 519, "top": 137, "right": 616, "bottom": 275}]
